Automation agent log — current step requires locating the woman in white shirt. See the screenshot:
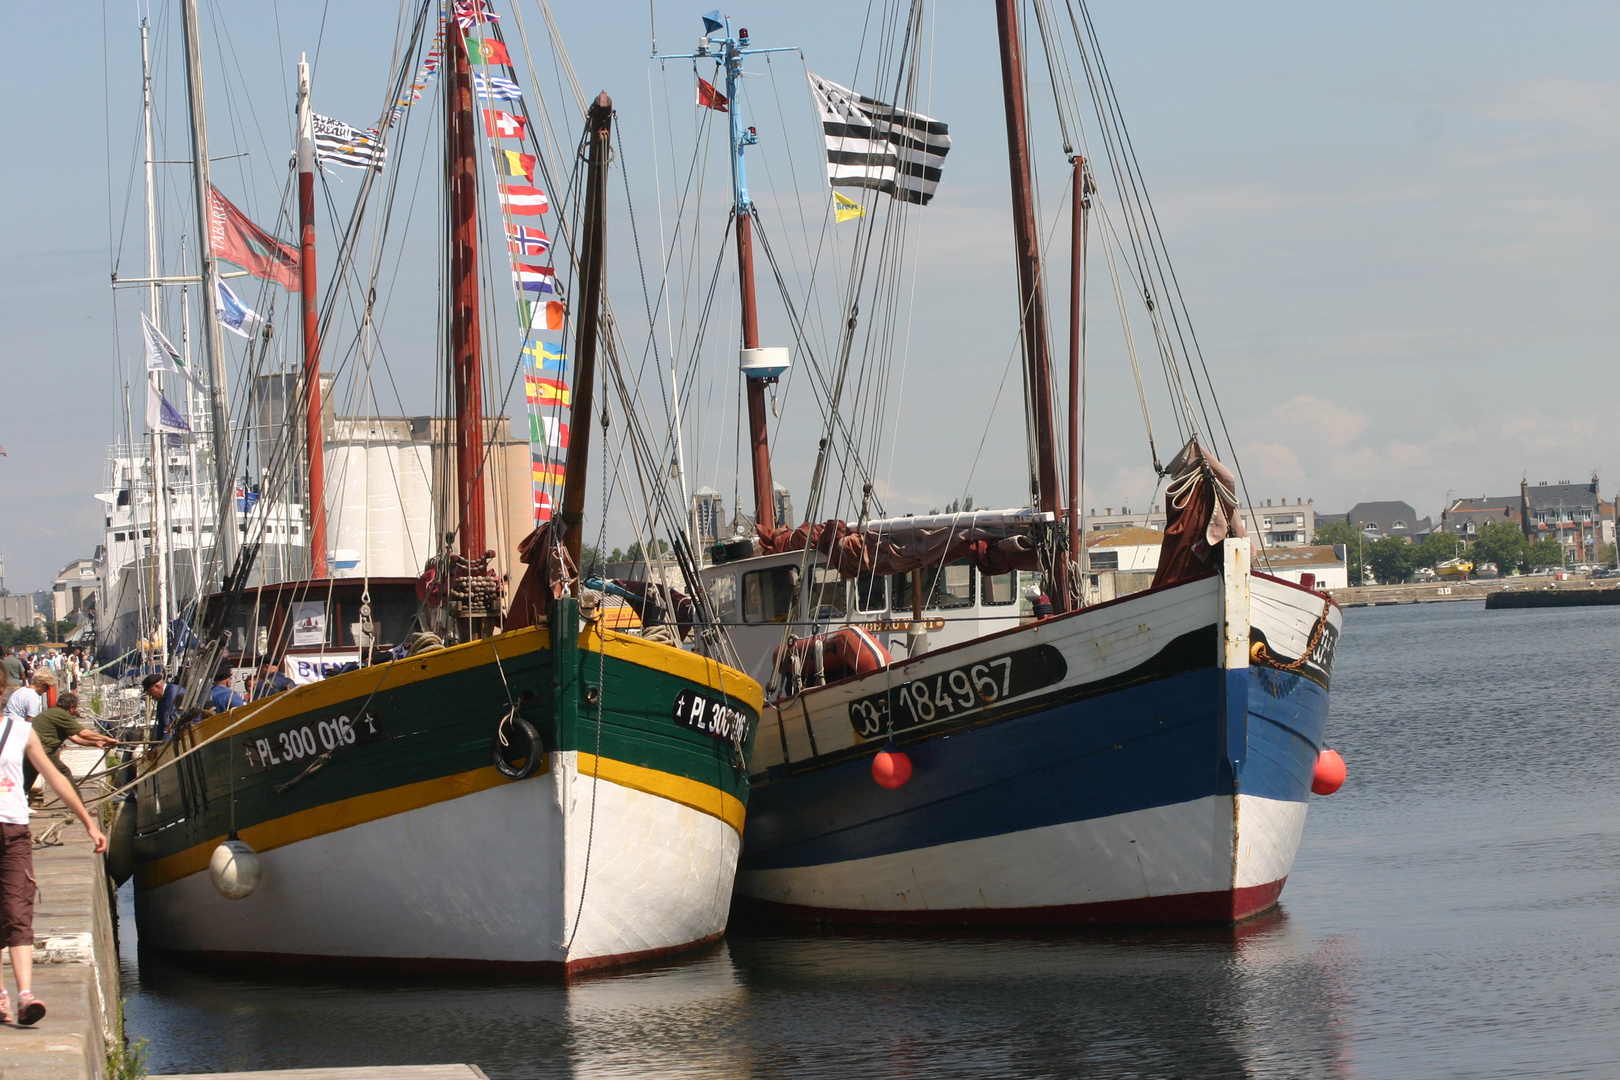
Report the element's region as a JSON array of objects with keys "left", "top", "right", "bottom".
[{"left": 0, "top": 677, "right": 107, "bottom": 1027}]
